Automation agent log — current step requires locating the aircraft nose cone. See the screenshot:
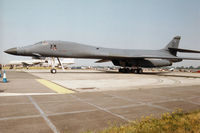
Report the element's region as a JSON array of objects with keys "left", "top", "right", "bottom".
[{"left": 4, "top": 47, "right": 17, "bottom": 55}]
